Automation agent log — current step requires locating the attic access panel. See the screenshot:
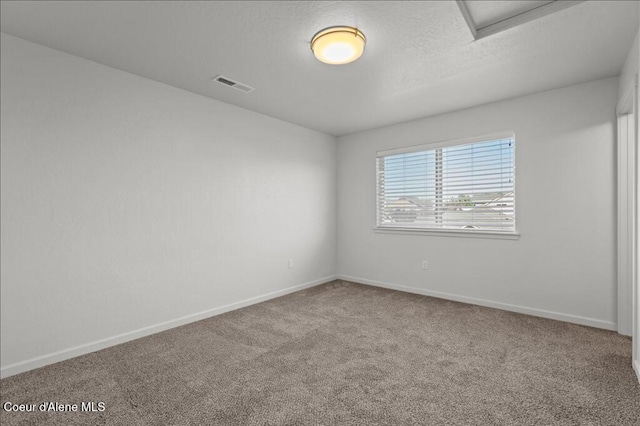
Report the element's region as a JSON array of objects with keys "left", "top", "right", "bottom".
[
  {"left": 469, "top": 1, "right": 554, "bottom": 28},
  {"left": 456, "top": 0, "right": 585, "bottom": 40}
]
